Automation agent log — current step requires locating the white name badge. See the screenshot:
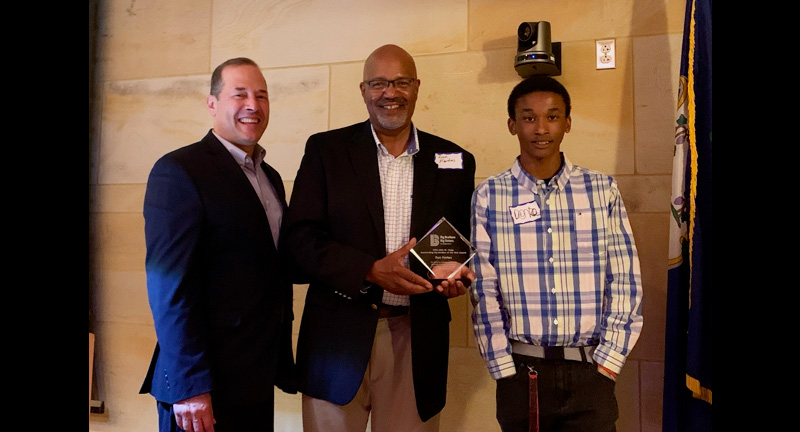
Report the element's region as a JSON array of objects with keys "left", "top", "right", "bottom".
[
  {"left": 435, "top": 152, "right": 463, "bottom": 169},
  {"left": 509, "top": 201, "right": 541, "bottom": 224}
]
